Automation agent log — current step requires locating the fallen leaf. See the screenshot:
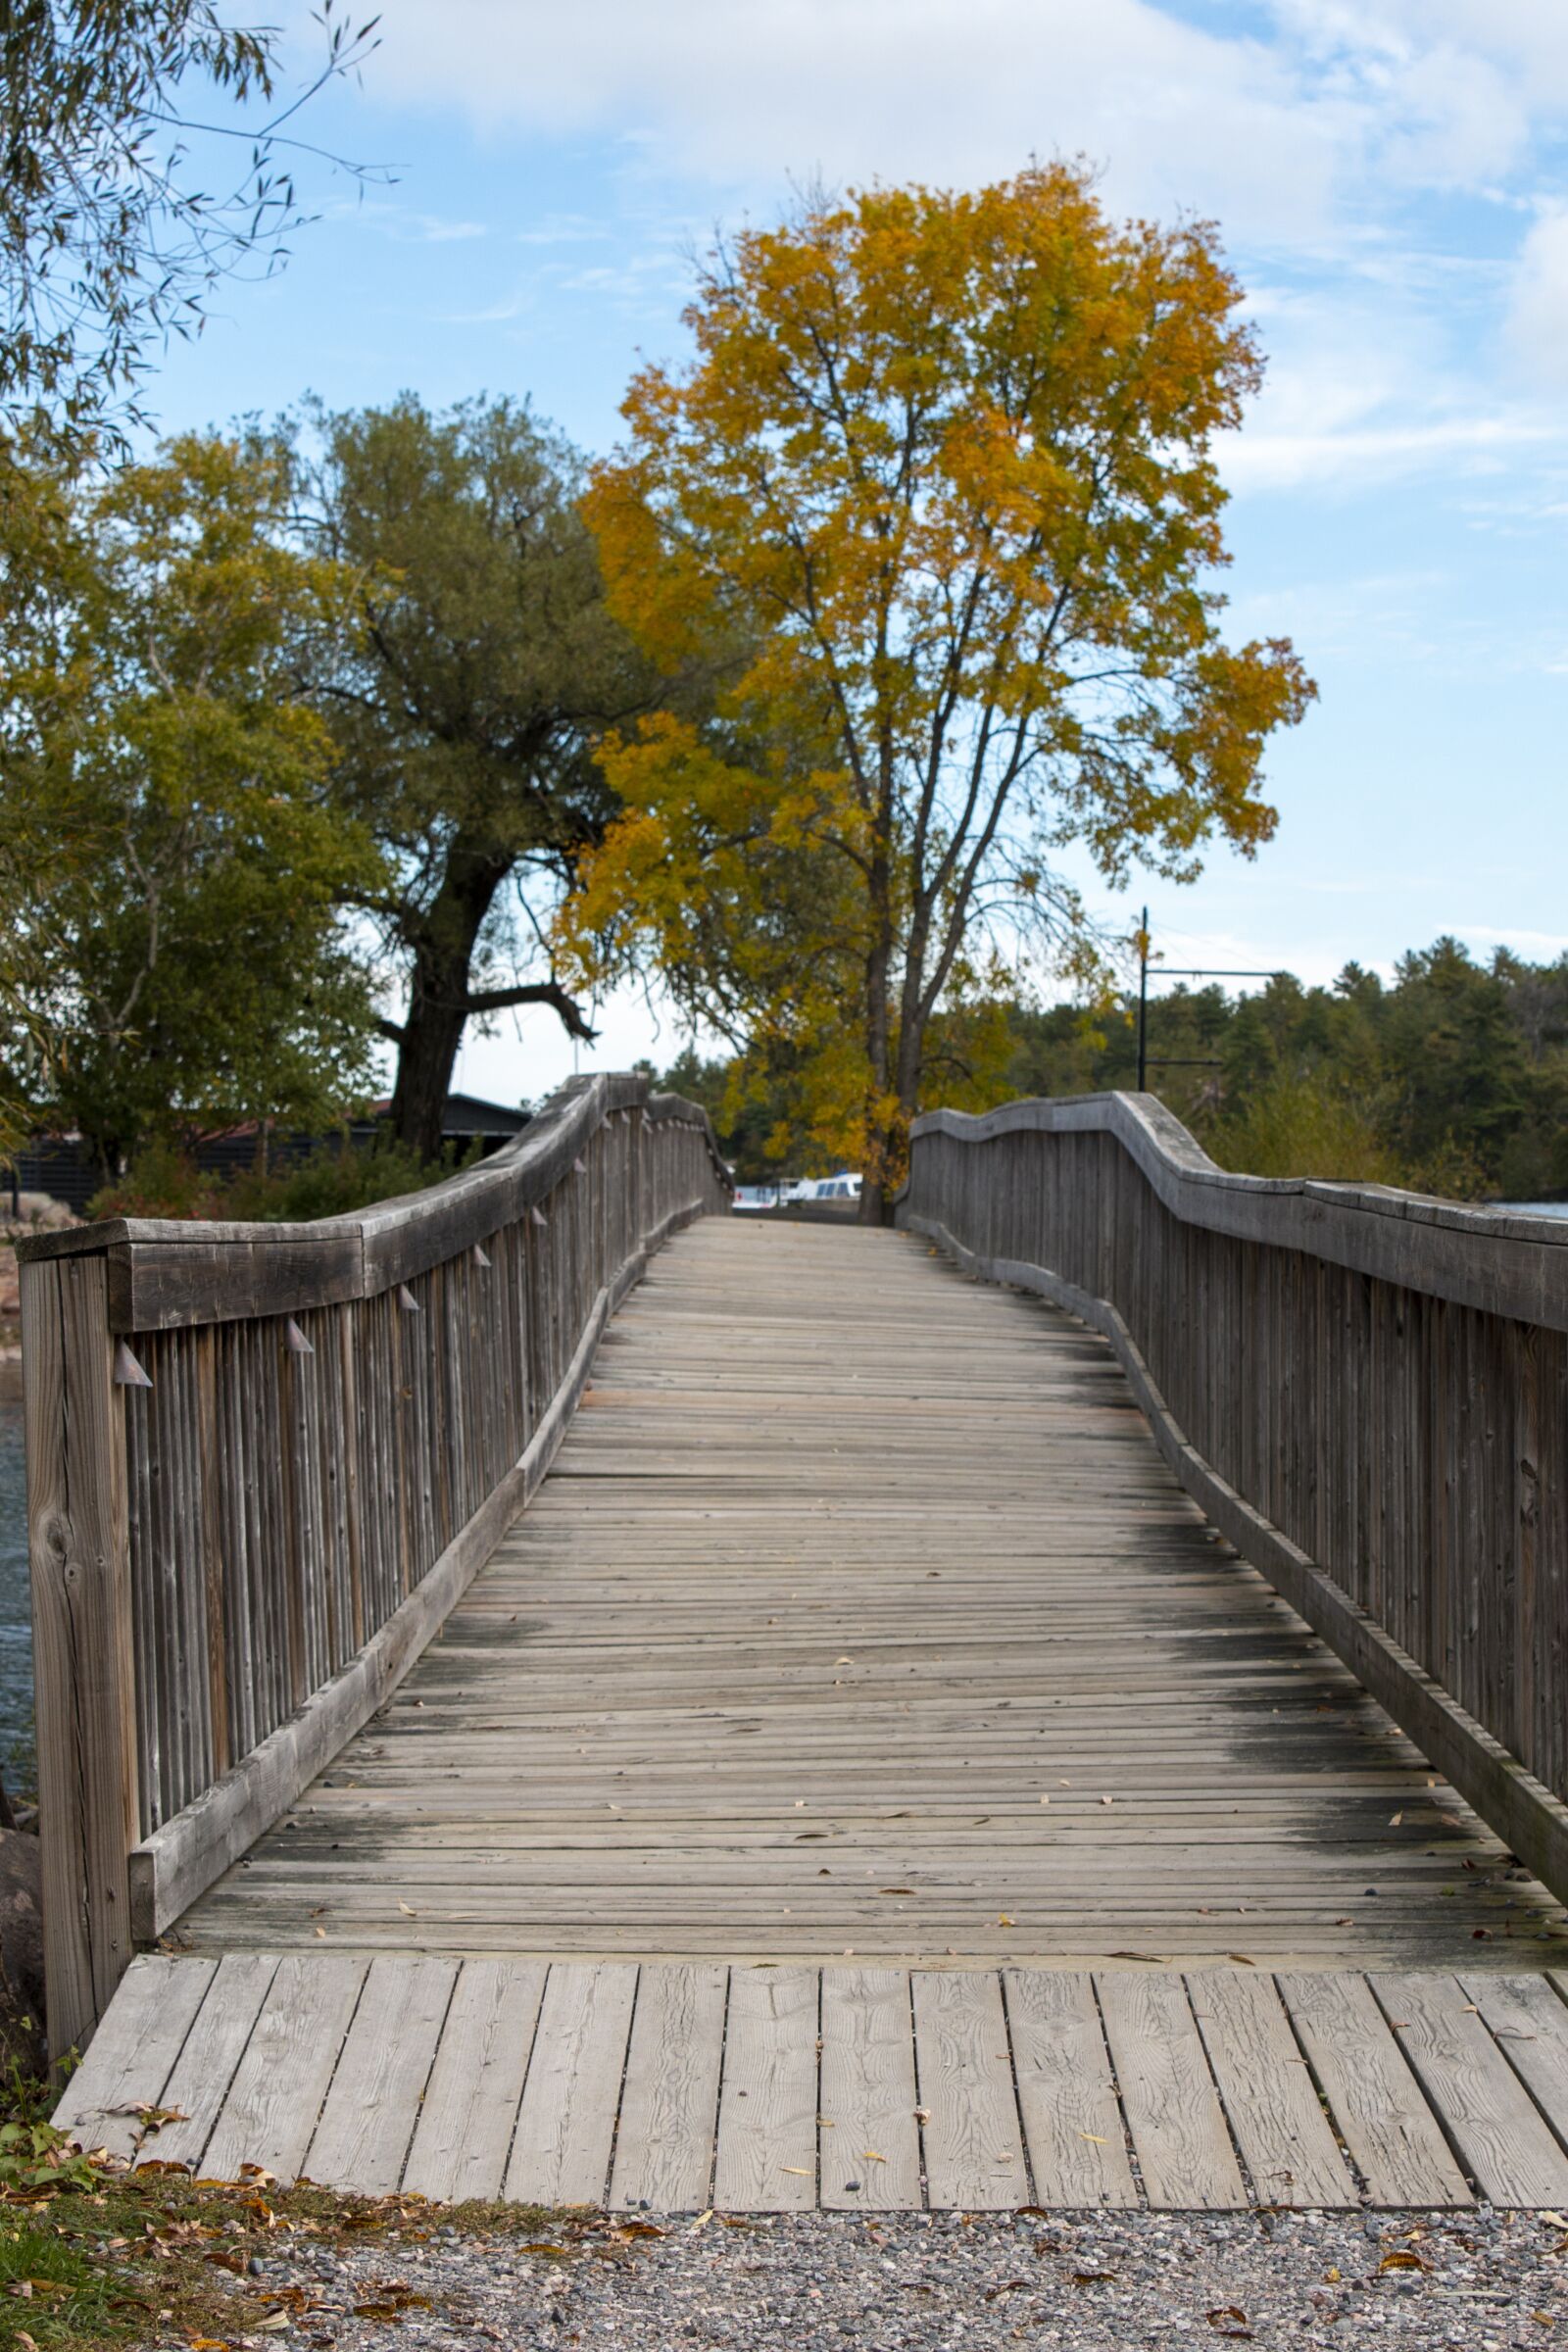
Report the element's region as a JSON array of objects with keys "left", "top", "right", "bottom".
[
  {"left": 861, "top": 2151, "right": 886, "bottom": 2164},
  {"left": 1323, "top": 2267, "right": 1341, "bottom": 2283},
  {"left": 397, "top": 1902, "right": 417, "bottom": 1917},
  {"left": 1206, "top": 2307, "right": 1252, "bottom": 2338},
  {"left": 983, "top": 2280, "right": 1032, "bottom": 2301},
  {"left": 1073, "top": 2269, "right": 1117, "bottom": 2284},
  {"left": 688, "top": 2210, "right": 712, "bottom": 2232},
  {"left": 779, "top": 2167, "right": 812, "bottom": 2178},
  {"left": 912, "top": 2107, "right": 930, "bottom": 2124},
  {"left": 1390, "top": 1812, "right": 1403, "bottom": 1827},
  {"left": 1226, "top": 1953, "right": 1256, "bottom": 1967},
  {"left": 1078, "top": 2132, "right": 1108, "bottom": 2144},
  {"left": 1379, "top": 2250, "right": 1432, "bottom": 2274},
  {"left": 998, "top": 1914, "right": 1014, "bottom": 1927}
]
